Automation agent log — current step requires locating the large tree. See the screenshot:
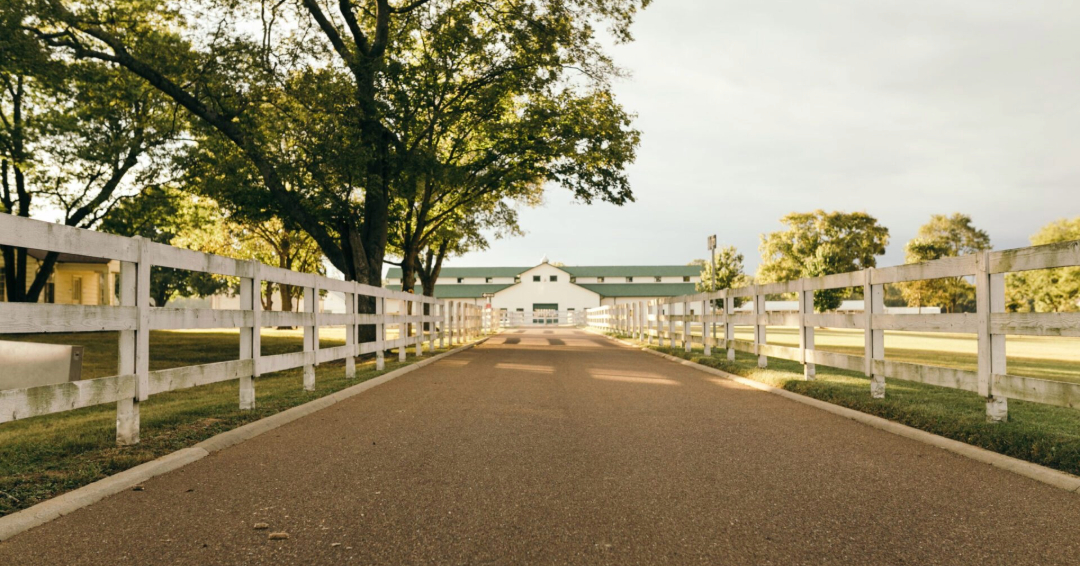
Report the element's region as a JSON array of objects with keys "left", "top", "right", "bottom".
[
  {"left": 758, "top": 210, "right": 890, "bottom": 311},
  {"left": 25, "top": 0, "right": 649, "bottom": 298},
  {"left": 1, "top": 11, "right": 178, "bottom": 301},
  {"left": 696, "top": 245, "right": 752, "bottom": 293},
  {"left": 1007, "top": 217, "right": 1080, "bottom": 313},
  {"left": 899, "top": 214, "right": 991, "bottom": 313}
]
